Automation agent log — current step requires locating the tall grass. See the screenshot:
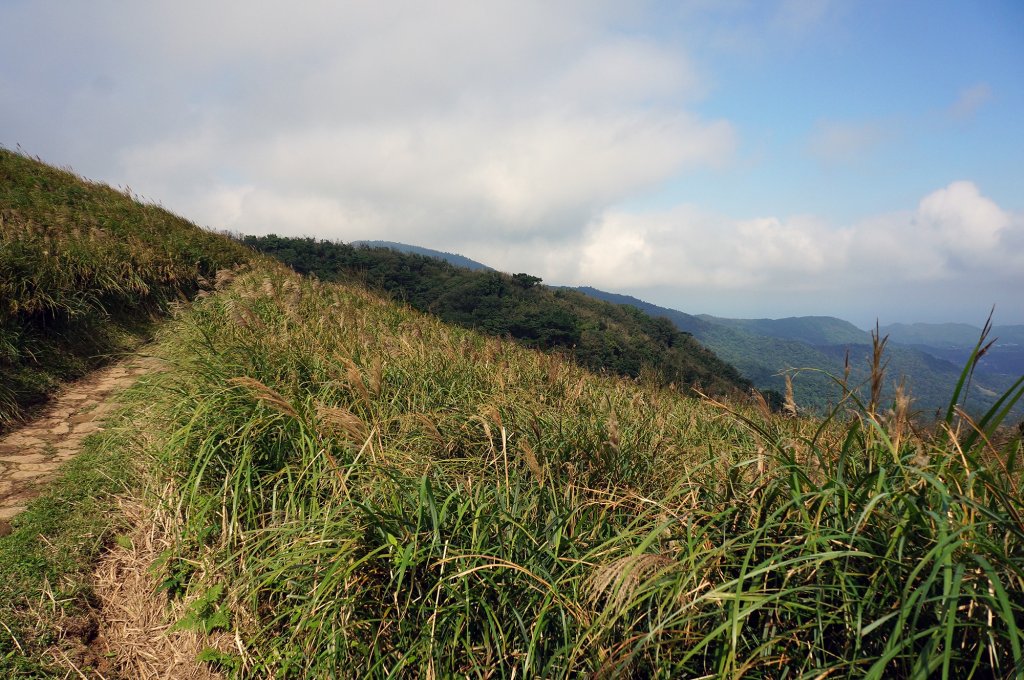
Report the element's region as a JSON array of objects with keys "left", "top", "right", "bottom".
[
  {"left": 128, "top": 265, "right": 1023, "bottom": 678},
  {"left": 0, "top": 148, "right": 251, "bottom": 428}
]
